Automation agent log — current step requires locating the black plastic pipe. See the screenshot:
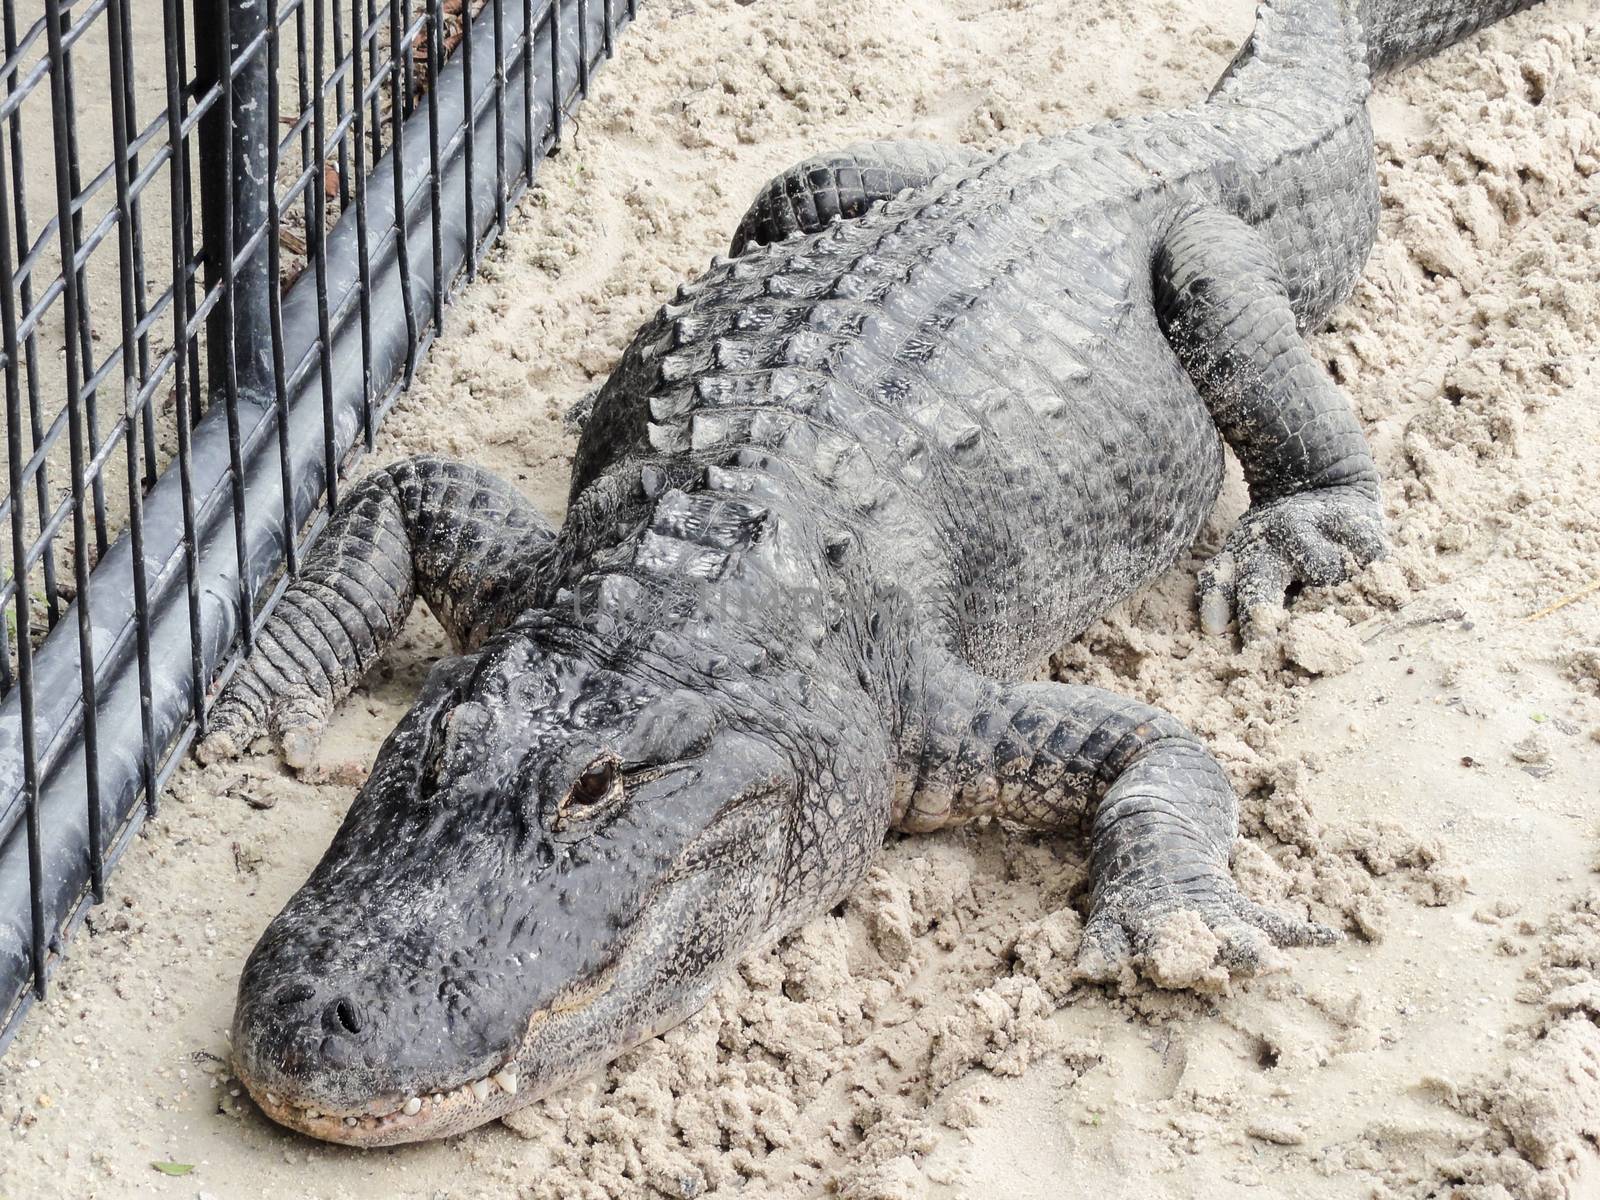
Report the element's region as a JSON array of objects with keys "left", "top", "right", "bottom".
[{"left": 0, "top": 0, "right": 630, "bottom": 1053}]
